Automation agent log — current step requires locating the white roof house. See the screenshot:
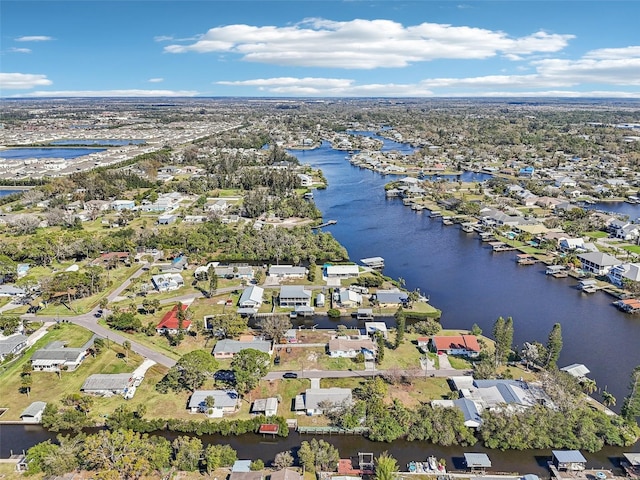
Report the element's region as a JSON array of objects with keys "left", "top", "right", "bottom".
[
  {"left": 578, "top": 252, "right": 621, "bottom": 275},
  {"left": 325, "top": 264, "right": 360, "bottom": 278},
  {"left": 303, "top": 388, "right": 353, "bottom": 416},
  {"left": 238, "top": 286, "right": 264, "bottom": 308},
  {"left": 20, "top": 401, "right": 47, "bottom": 423},
  {"left": 188, "top": 390, "right": 239, "bottom": 417},
  {"left": 269, "top": 265, "right": 307, "bottom": 278}
]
